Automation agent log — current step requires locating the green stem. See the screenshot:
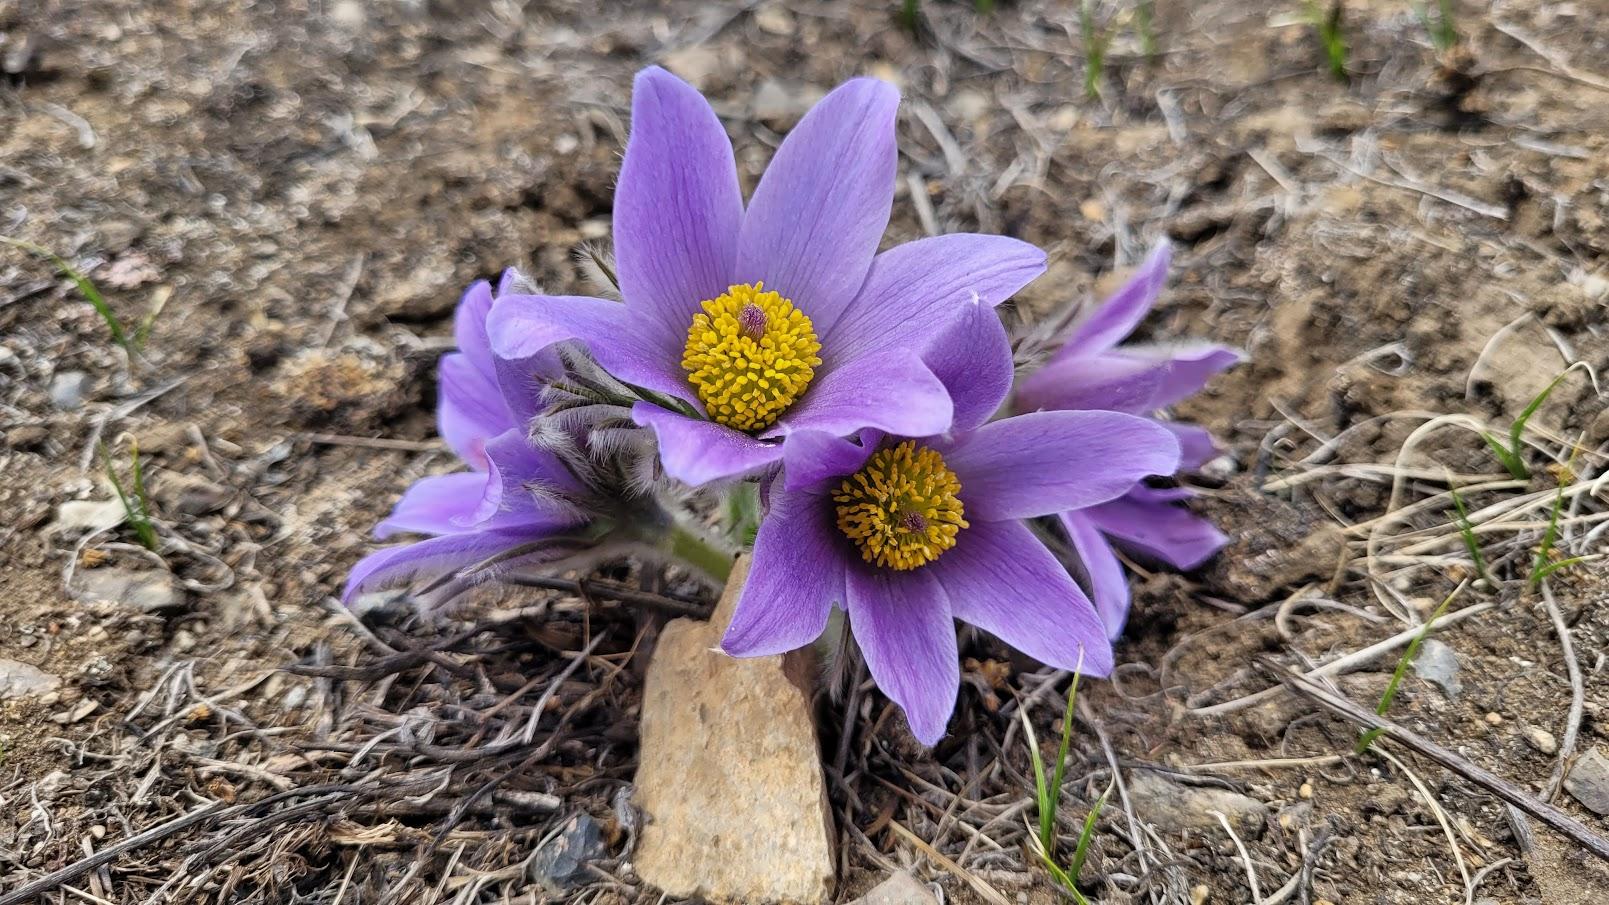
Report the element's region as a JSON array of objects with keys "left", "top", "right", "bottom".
[{"left": 667, "top": 520, "right": 736, "bottom": 586}]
